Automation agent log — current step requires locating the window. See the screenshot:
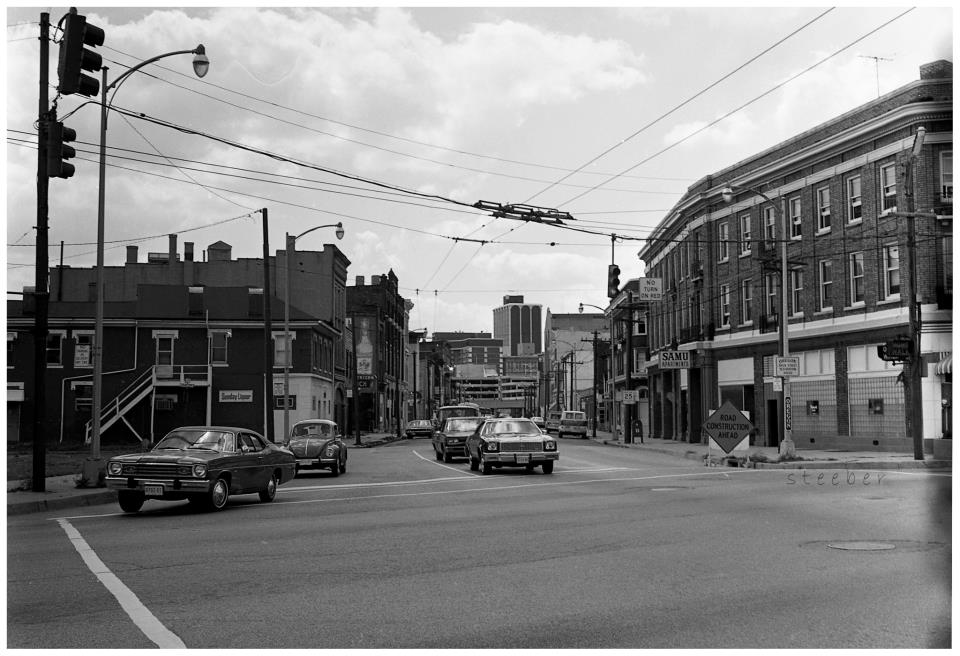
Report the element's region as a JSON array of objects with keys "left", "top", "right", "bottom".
[
  {"left": 849, "top": 251, "right": 865, "bottom": 305},
  {"left": 273, "top": 332, "right": 292, "bottom": 367},
  {"left": 46, "top": 332, "right": 63, "bottom": 366},
  {"left": 718, "top": 222, "right": 729, "bottom": 261},
  {"left": 719, "top": 284, "right": 731, "bottom": 327},
  {"left": 73, "top": 382, "right": 92, "bottom": 413},
  {"left": 764, "top": 274, "right": 778, "bottom": 315},
  {"left": 789, "top": 197, "right": 802, "bottom": 239},
  {"left": 790, "top": 269, "right": 803, "bottom": 316},
  {"left": 816, "top": 186, "right": 831, "bottom": 232},
  {"left": 739, "top": 214, "right": 752, "bottom": 255},
  {"left": 883, "top": 245, "right": 900, "bottom": 299},
  {"left": 156, "top": 336, "right": 174, "bottom": 366},
  {"left": 740, "top": 279, "right": 753, "bottom": 324},
  {"left": 819, "top": 260, "right": 833, "bottom": 311},
  {"left": 879, "top": 163, "right": 897, "bottom": 213},
  {"left": 7, "top": 332, "right": 15, "bottom": 365},
  {"left": 763, "top": 206, "right": 776, "bottom": 246},
  {"left": 74, "top": 332, "right": 92, "bottom": 368},
  {"left": 210, "top": 331, "right": 229, "bottom": 365},
  {"left": 941, "top": 151, "right": 953, "bottom": 201},
  {"left": 847, "top": 175, "right": 862, "bottom": 223},
  {"left": 188, "top": 286, "right": 204, "bottom": 315}
]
